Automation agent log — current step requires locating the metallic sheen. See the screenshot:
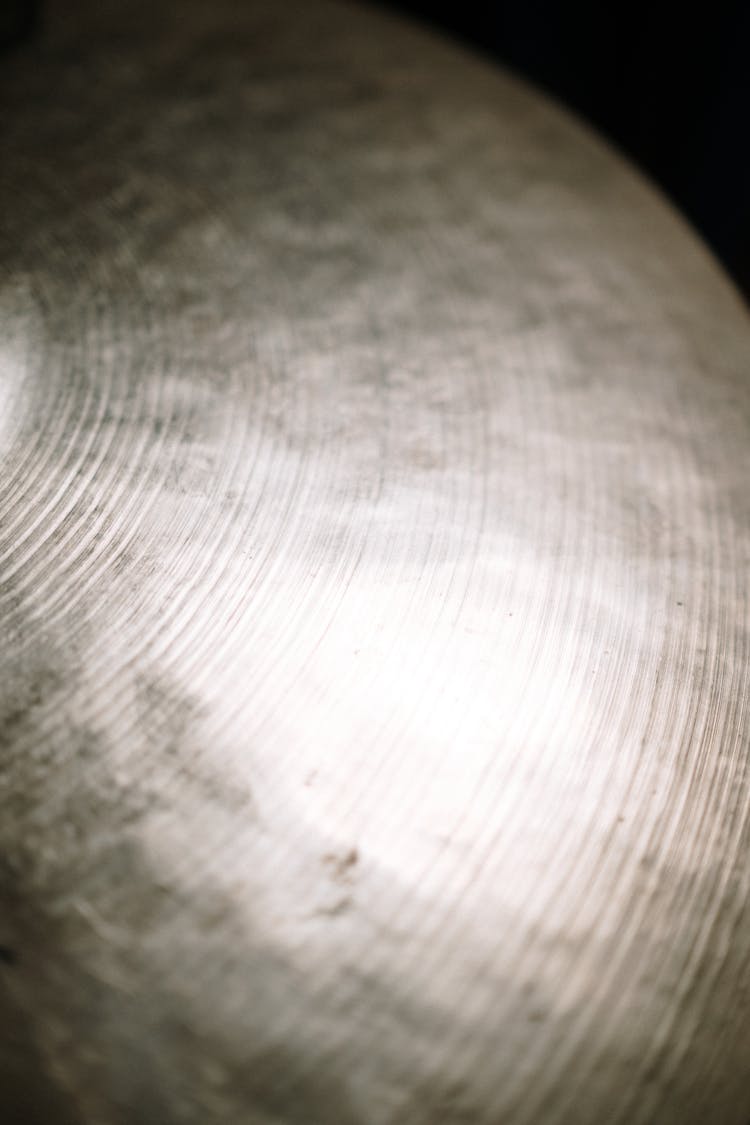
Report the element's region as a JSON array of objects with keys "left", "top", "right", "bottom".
[{"left": 1, "top": 1, "right": 749, "bottom": 1122}]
